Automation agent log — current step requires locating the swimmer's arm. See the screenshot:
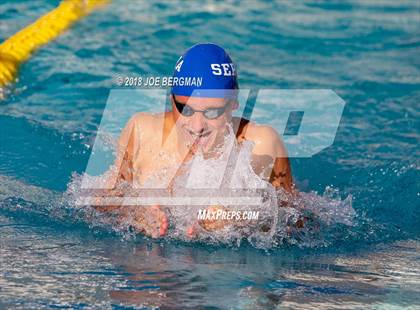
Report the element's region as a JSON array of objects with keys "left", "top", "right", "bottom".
[
  {"left": 269, "top": 157, "right": 293, "bottom": 194},
  {"left": 253, "top": 127, "right": 310, "bottom": 229},
  {"left": 92, "top": 115, "right": 138, "bottom": 212},
  {"left": 250, "top": 126, "right": 294, "bottom": 193},
  {"left": 249, "top": 125, "right": 310, "bottom": 227},
  {"left": 114, "top": 115, "right": 136, "bottom": 184},
  {"left": 199, "top": 128, "right": 300, "bottom": 234}
]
